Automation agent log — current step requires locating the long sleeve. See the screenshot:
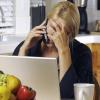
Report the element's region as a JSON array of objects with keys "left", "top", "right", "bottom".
[
  {"left": 75, "top": 45, "right": 93, "bottom": 83},
  {"left": 13, "top": 41, "right": 24, "bottom": 55},
  {"left": 60, "top": 64, "right": 78, "bottom": 98},
  {"left": 13, "top": 40, "right": 42, "bottom": 56}
]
